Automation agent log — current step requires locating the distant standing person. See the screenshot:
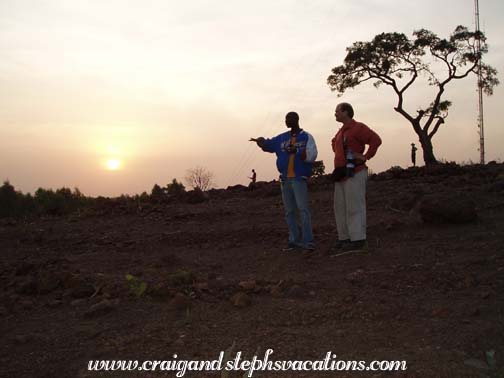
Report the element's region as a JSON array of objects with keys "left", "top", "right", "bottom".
[
  {"left": 411, "top": 143, "right": 418, "bottom": 167},
  {"left": 250, "top": 112, "right": 318, "bottom": 251},
  {"left": 249, "top": 169, "right": 257, "bottom": 183},
  {"left": 331, "top": 102, "right": 382, "bottom": 253},
  {"left": 248, "top": 169, "right": 257, "bottom": 189}
]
